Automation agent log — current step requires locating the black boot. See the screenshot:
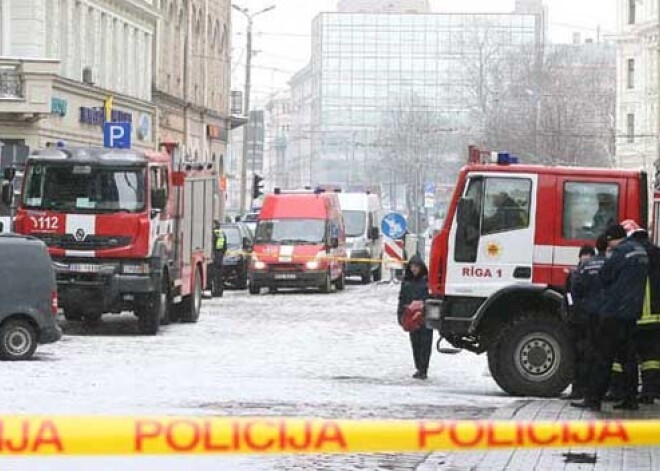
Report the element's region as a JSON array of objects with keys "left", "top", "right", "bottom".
[
  {"left": 570, "top": 399, "right": 601, "bottom": 411},
  {"left": 638, "top": 394, "right": 656, "bottom": 405},
  {"left": 613, "top": 400, "right": 639, "bottom": 411},
  {"left": 412, "top": 370, "right": 428, "bottom": 380}
]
